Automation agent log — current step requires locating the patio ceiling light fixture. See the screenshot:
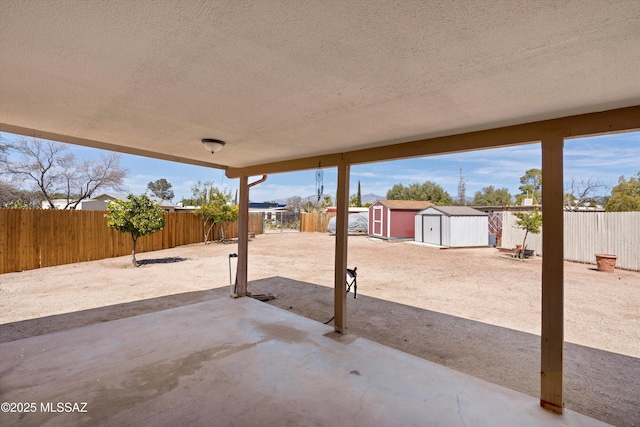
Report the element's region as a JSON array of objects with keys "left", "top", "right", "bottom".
[{"left": 201, "top": 138, "right": 226, "bottom": 153}]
